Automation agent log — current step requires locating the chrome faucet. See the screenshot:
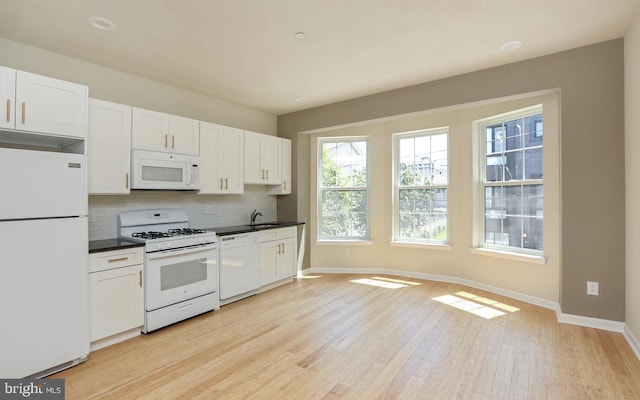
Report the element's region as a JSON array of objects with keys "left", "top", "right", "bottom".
[{"left": 250, "top": 209, "right": 263, "bottom": 225}]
